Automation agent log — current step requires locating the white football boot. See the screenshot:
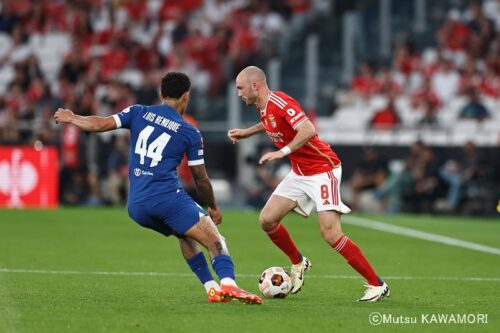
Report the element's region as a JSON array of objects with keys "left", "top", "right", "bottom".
[
  {"left": 290, "top": 256, "right": 312, "bottom": 294},
  {"left": 358, "top": 282, "right": 390, "bottom": 302}
]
